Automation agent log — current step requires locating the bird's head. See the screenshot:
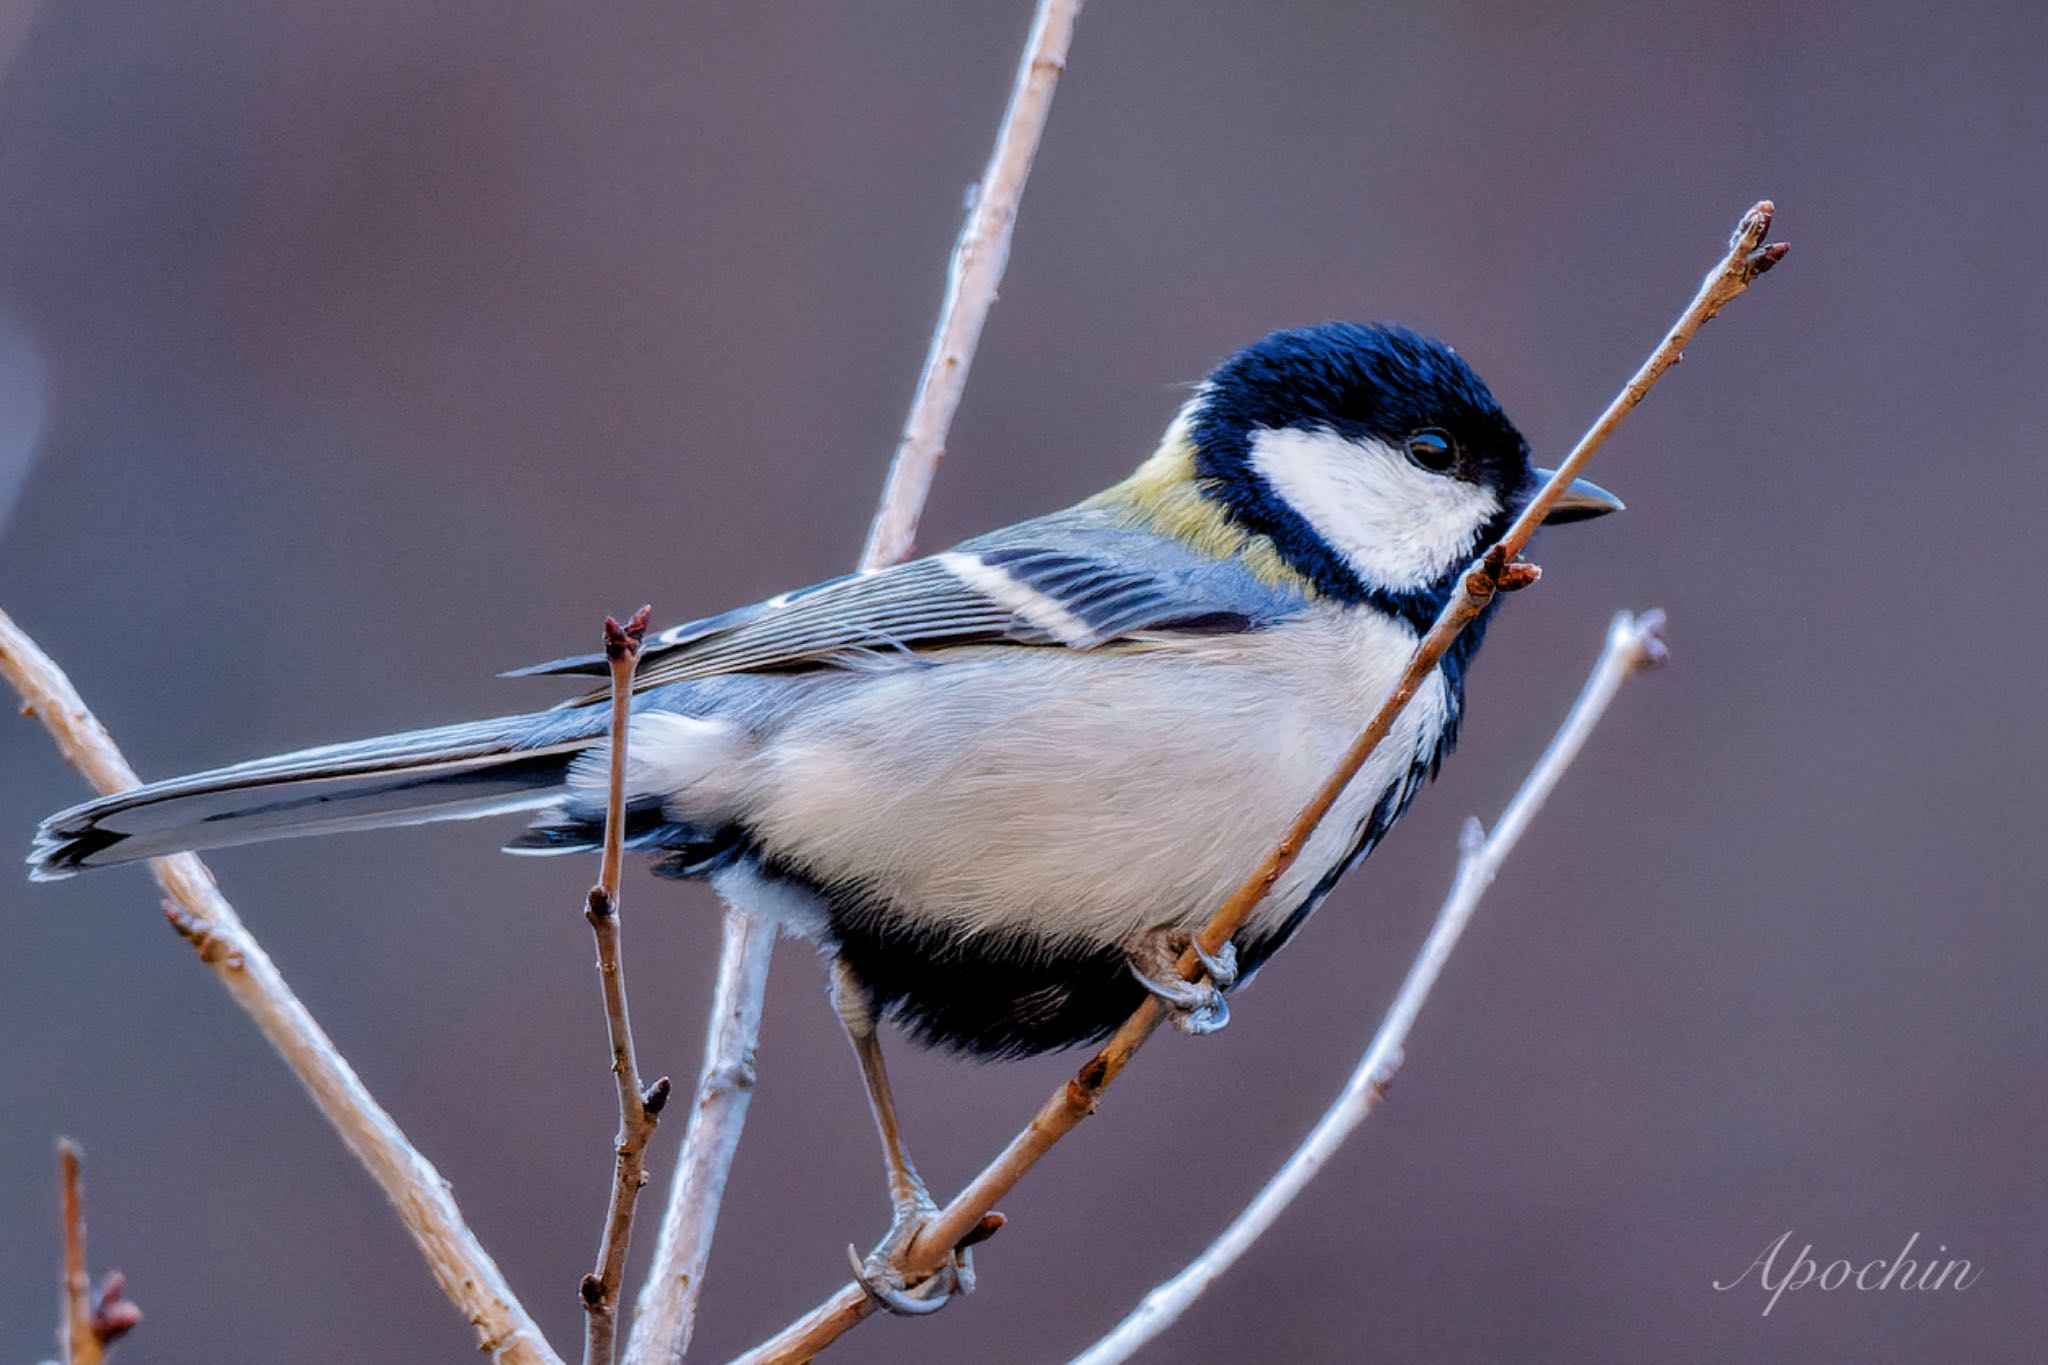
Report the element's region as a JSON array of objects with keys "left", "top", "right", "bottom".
[{"left": 1171, "top": 322, "right": 1620, "bottom": 608}]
